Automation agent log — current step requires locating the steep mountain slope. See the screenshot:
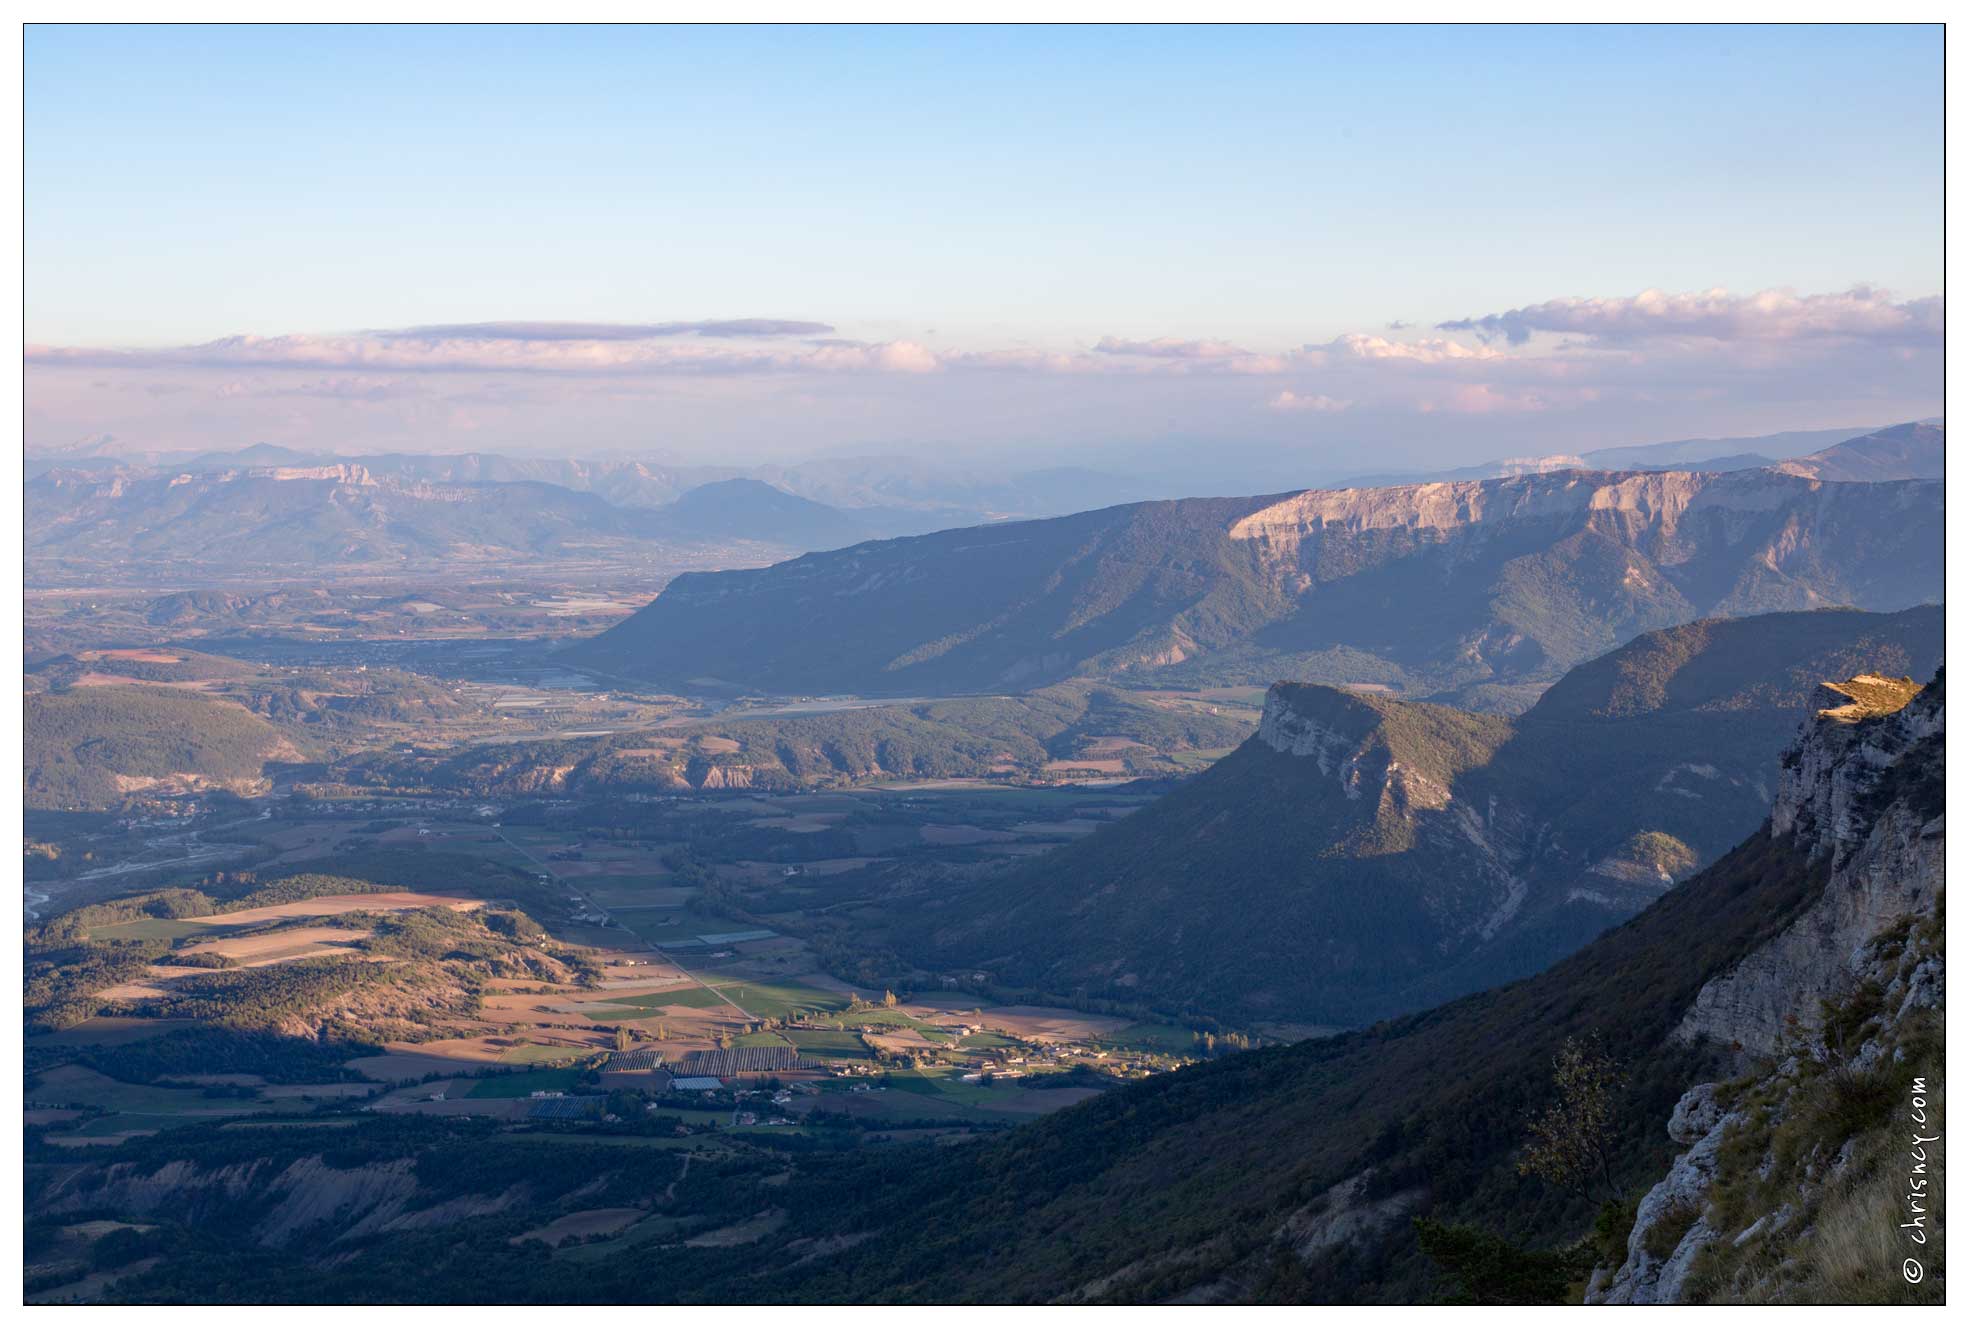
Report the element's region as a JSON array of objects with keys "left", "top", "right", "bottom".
[
  {"left": 1771, "top": 421, "right": 1945, "bottom": 482},
  {"left": 577, "top": 468, "right": 1942, "bottom": 696},
  {"left": 759, "top": 670, "right": 1942, "bottom": 1304},
  {"left": 1592, "top": 672, "right": 1944, "bottom": 1303},
  {"left": 898, "top": 607, "right": 1941, "bottom": 1026}
]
